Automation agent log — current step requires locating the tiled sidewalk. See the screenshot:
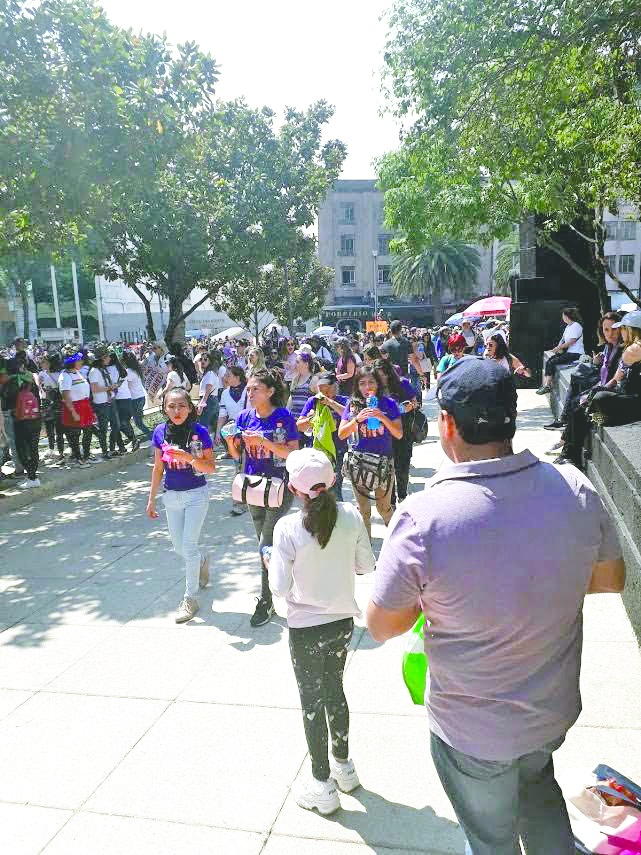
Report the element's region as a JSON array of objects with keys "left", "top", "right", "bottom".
[{"left": 0, "top": 391, "right": 639, "bottom": 854}]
